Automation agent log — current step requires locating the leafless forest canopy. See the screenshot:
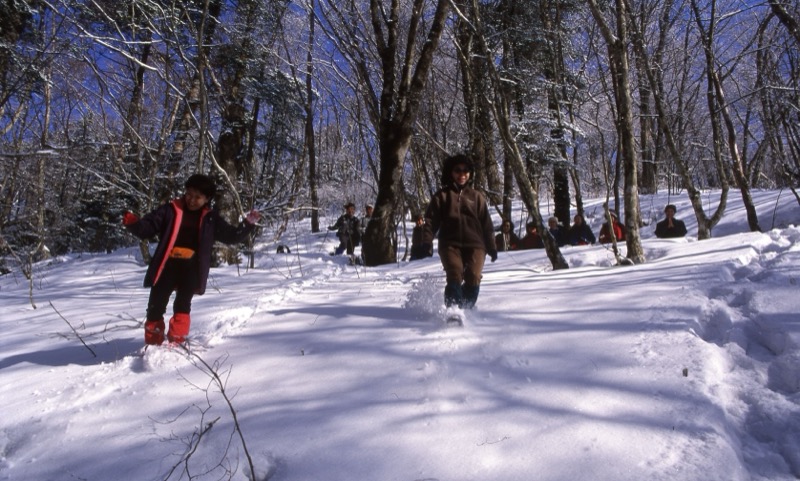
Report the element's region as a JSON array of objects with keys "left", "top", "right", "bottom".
[{"left": 1, "top": 0, "right": 798, "bottom": 271}]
